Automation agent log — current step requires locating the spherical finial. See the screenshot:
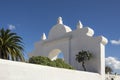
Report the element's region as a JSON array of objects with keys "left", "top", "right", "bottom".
[
  {"left": 77, "top": 20, "right": 83, "bottom": 29},
  {"left": 57, "top": 17, "right": 63, "bottom": 24},
  {"left": 41, "top": 33, "right": 46, "bottom": 40}
]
